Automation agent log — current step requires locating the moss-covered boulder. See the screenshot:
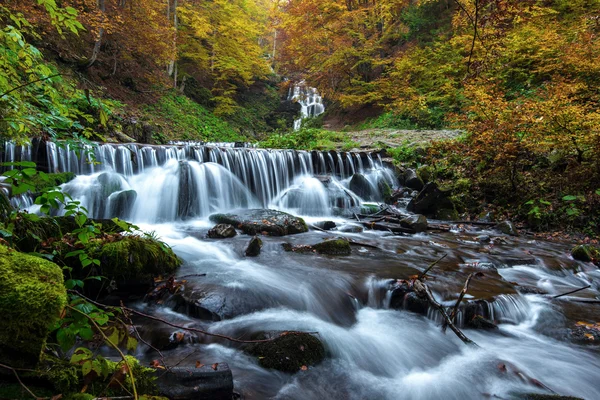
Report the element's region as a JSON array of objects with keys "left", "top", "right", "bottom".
[
  {"left": 209, "top": 209, "right": 308, "bottom": 236},
  {"left": 245, "top": 332, "right": 325, "bottom": 373},
  {"left": 92, "top": 235, "right": 181, "bottom": 283},
  {"left": 0, "top": 245, "right": 67, "bottom": 368},
  {"left": 312, "top": 238, "right": 351, "bottom": 255},
  {"left": 571, "top": 245, "right": 599, "bottom": 264}
]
